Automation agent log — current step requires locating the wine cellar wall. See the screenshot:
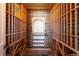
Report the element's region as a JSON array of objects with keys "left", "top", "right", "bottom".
[
  {"left": 50, "top": 3, "right": 79, "bottom": 56},
  {"left": 6, "top": 3, "right": 27, "bottom": 56}
]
